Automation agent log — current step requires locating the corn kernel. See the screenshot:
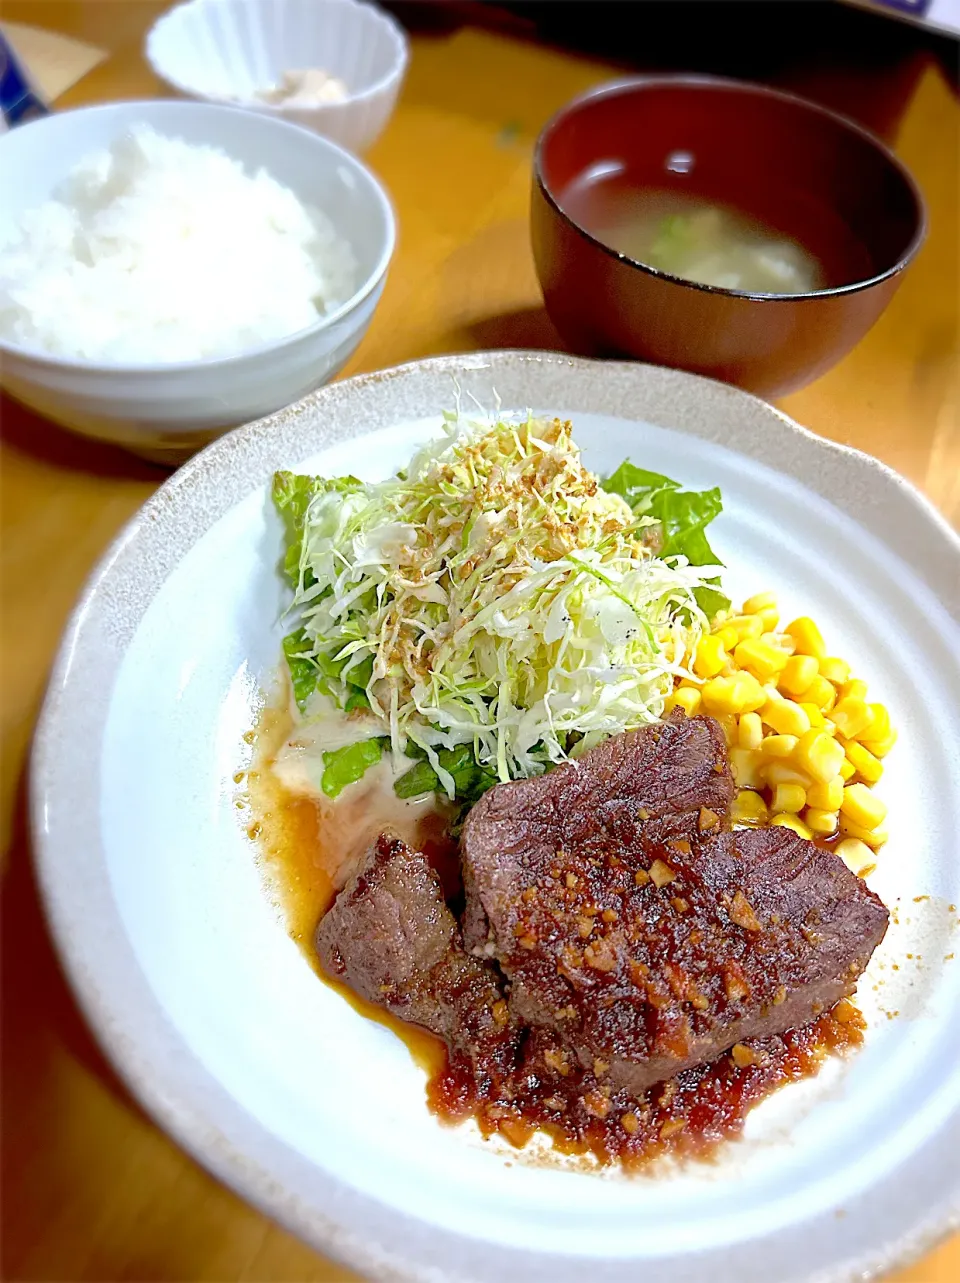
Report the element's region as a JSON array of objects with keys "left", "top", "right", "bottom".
[
  {"left": 771, "top": 783, "right": 806, "bottom": 813},
  {"left": 835, "top": 838, "right": 875, "bottom": 875},
  {"left": 784, "top": 617, "right": 827, "bottom": 660},
  {"left": 844, "top": 740, "right": 883, "bottom": 784},
  {"left": 730, "top": 789, "right": 768, "bottom": 825},
  {"left": 805, "top": 807, "right": 839, "bottom": 835},
  {"left": 759, "top": 734, "right": 799, "bottom": 758},
  {"left": 715, "top": 625, "right": 739, "bottom": 651},
  {"left": 806, "top": 776, "right": 844, "bottom": 810},
  {"left": 757, "top": 606, "right": 780, "bottom": 631},
  {"left": 763, "top": 631, "right": 795, "bottom": 655},
  {"left": 763, "top": 760, "right": 812, "bottom": 788},
  {"left": 839, "top": 758, "right": 856, "bottom": 781},
  {"left": 771, "top": 813, "right": 813, "bottom": 839},
  {"left": 838, "top": 816, "right": 889, "bottom": 849},
  {"left": 737, "top": 673, "right": 767, "bottom": 712},
  {"left": 717, "top": 715, "right": 739, "bottom": 746},
  {"left": 730, "top": 747, "right": 765, "bottom": 789},
  {"left": 778, "top": 655, "right": 819, "bottom": 697},
  {"left": 799, "top": 702, "right": 826, "bottom": 728},
  {"left": 793, "top": 729, "right": 846, "bottom": 784},
  {"left": 694, "top": 635, "right": 727, "bottom": 679},
  {"left": 840, "top": 782, "right": 888, "bottom": 830},
  {"left": 702, "top": 673, "right": 765, "bottom": 716},
  {"left": 735, "top": 638, "right": 790, "bottom": 682},
  {"left": 762, "top": 699, "right": 811, "bottom": 738},
  {"left": 741, "top": 592, "right": 777, "bottom": 615},
  {"left": 669, "top": 686, "right": 702, "bottom": 717},
  {"left": 841, "top": 678, "right": 868, "bottom": 702},
  {"left": 819, "top": 656, "right": 851, "bottom": 686},
  {"left": 861, "top": 726, "right": 898, "bottom": 758},
  {"left": 804, "top": 675, "right": 837, "bottom": 712},
  {"left": 831, "top": 696, "right": 872, "bottom": 739},
  {"left": 738, "top": 711, "right": 763, "bottom": 751},
  {"left": 861, "top": 702, "right": 890, "bottom": 741},
  {"left": 725, "top": 614, "right": 765, "bottom": 641}
]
